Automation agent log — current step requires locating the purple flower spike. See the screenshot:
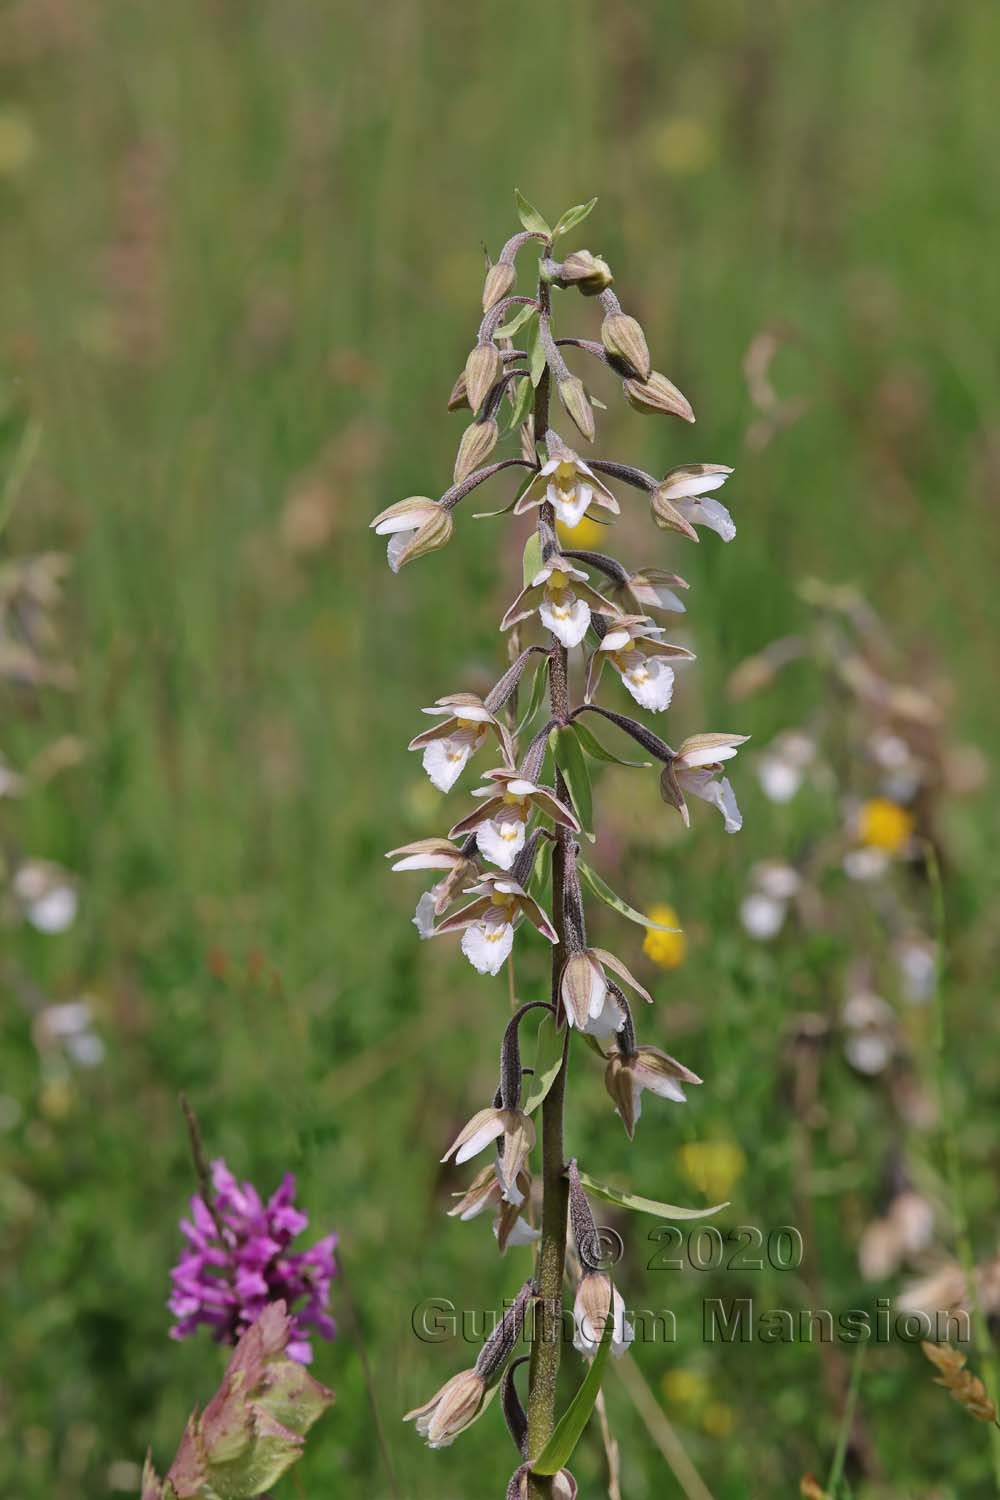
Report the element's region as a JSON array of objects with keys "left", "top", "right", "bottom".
[{"left": 168, "top": 1159, "right": 337, "bottom": 1363}]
